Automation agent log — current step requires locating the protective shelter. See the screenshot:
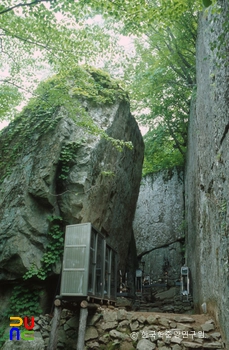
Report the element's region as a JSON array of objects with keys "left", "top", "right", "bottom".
[{"left": 60, "top": 223, "right": 117, "bottom": 302}]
